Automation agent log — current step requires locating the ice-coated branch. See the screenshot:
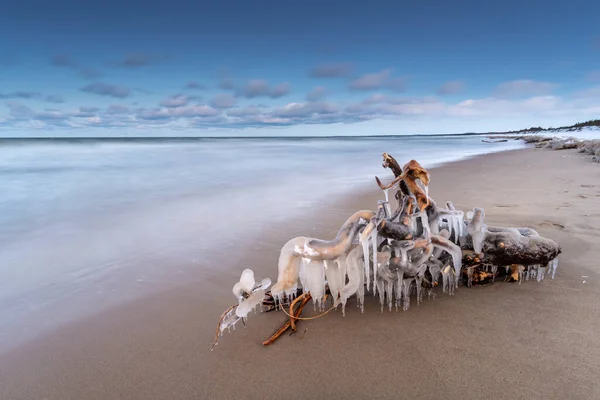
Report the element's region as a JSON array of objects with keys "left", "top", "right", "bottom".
[{"left": 212, "top": 151, "right": 564, "bottom": 349}]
